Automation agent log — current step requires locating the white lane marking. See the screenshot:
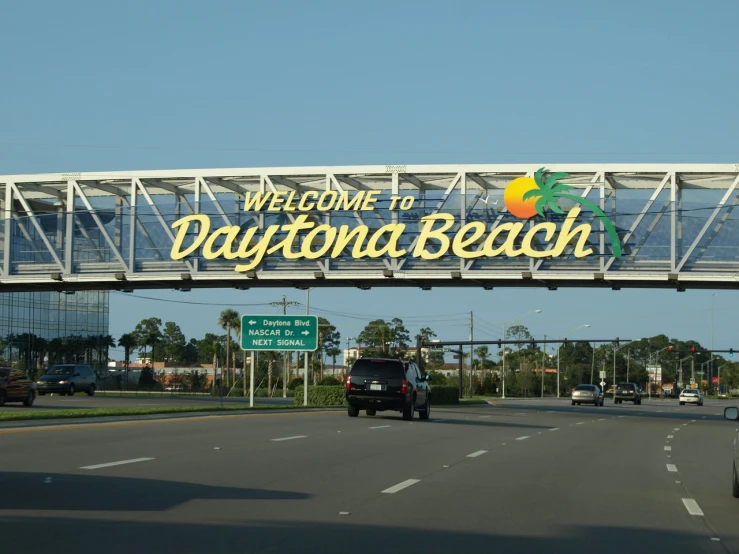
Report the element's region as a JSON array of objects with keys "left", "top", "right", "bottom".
[
  {"left": 516, "top": 436, "right": 530, "bottom": 441},
  {"left": 702, "top": 416, "right": 707, "bottom": 419},
  {"left": 665, "top": 446, "right": 672, "bottom": 451},
  {"left": 546, "top": 411, "right": 556, "bottom": 413},
  {"left": 618, "top": 415, "right": 625, "bottom": 418},
  {"left": 674, "top": 428, "right": 681, "bottom": 431},
  {"left": 667, "top": 435, "right": 674, "bottom": 439},
  {"left": 682, "top": 423, "right": 688, "bottom": 426},
  {"left": 549, "top": 428, "right": 559, "bottom": 431},
  {"left": 369, "top": 425, "right": 391, "bottom": 430},
  {"left": 711, "top": 538, "right": 721, "bottom": 542},
  {"left": 598, "top": 418, "right": 605, "bottom": 421},
  {"left": 515, "top": 413, "right": 527, "bottom": 416},
  {"left": 382, "top": 479, "right": 420, "bottom": 494},
  {"left": 467, "top": 450, "right": 487, "bottom": 458},
  {"left": 682, "top": 498, "right": 704, "bottom": 516},
  {"left": 479, "top": 415, "right": 491, "bottom": 418},
  {"left": 80, "top": 457, "right": 155, "bottom": 470},
  {"left": 339, "top": 511, "right": 350, "bottom": 515},
  {"left": 667, "top": 464, "right": 678, "bottom": 472},
  {"left": 271, "top": 435, "right": 307, "bottom": 442},
  {"left": 576, "top": 422, "right": 585, "bottom": 425},
  {"left": 657, "top": 410, "right": 664, "bottom": 413},
  {"left": 691, "top": 420, "right": 696, "bottom": 423},
  {"left": 715, "top": 413, "right": 721, "bottom": 416}
]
